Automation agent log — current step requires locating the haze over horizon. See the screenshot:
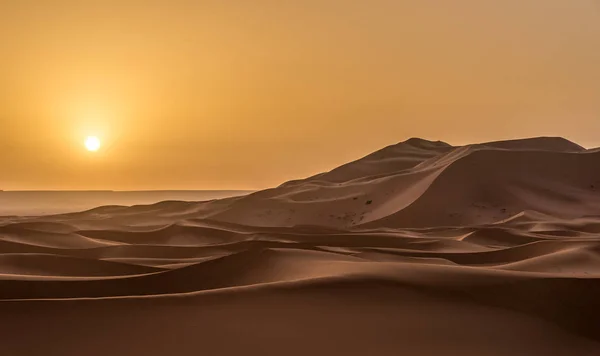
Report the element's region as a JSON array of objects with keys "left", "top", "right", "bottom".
[{"left": 1, "top": 0, "right": 599, "bottom": 190}]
